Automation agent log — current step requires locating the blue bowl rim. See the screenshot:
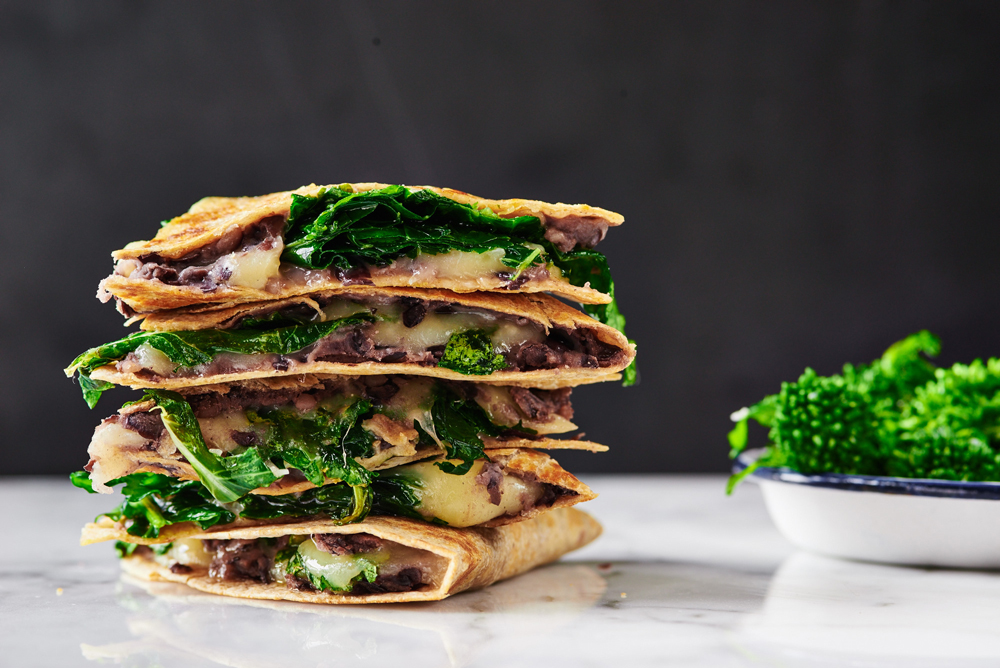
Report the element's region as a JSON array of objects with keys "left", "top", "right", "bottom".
[{"left": 734, "top": 449, "right": 1000, "bottom": 500}]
